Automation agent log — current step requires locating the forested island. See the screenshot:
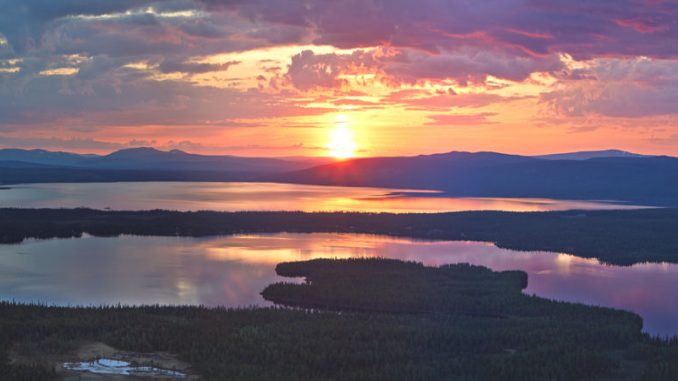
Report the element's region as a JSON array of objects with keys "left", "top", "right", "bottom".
[
  {"left": 2, "top": 258, "right": 678, "bottom": 380},
  {"left": 2, "top": 208, "right": 678, "bottom": 265}
]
